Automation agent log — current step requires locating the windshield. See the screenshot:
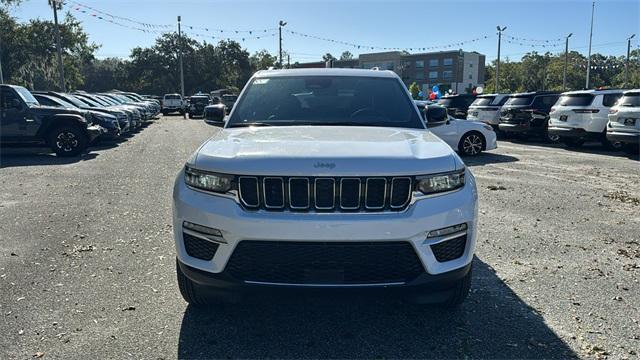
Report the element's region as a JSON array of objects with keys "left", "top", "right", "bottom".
[
  {"left": 617, "top": 93, "right": 640, "bottom": 107},
  {"left": 75, "top": 95, "right": 102, "bottom": 107},
  {"left": 49, "top": 96, "right": 75, "bottom": 108},
  {"left": 437, "top": 98, "right": 455, "bottom": 107},
  {"left": 227, "top": 76, "right": 423, "bottom": 129},
  {"left": 470, "top": 96, "right": 496, "bottom": 107},
  {"left": 165, "top": 94, "right": 181, "bottom": 100},
  {"left": 556, "top": 94, "right": 594, "bottom": 106},
  {"left": 15, "top": 87, "right": 39, "bottom": 105},
  {"left": 59, "top": 93, "right": 90, "bottom": 108},
  {"left": 505, "top": 96, "right": 533, "bottom": 106}
]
